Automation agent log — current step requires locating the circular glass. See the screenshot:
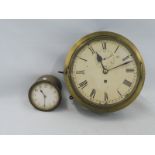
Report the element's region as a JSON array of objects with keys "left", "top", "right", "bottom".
[
  {"left": 65, "top": 32, "right": 145, "bottom": 112},
  {"left": 29, "top": 82, "right": 60, "bottom": 111},
  {"left": 70, "top": 39, "right": 138, "bottom": 105}
]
